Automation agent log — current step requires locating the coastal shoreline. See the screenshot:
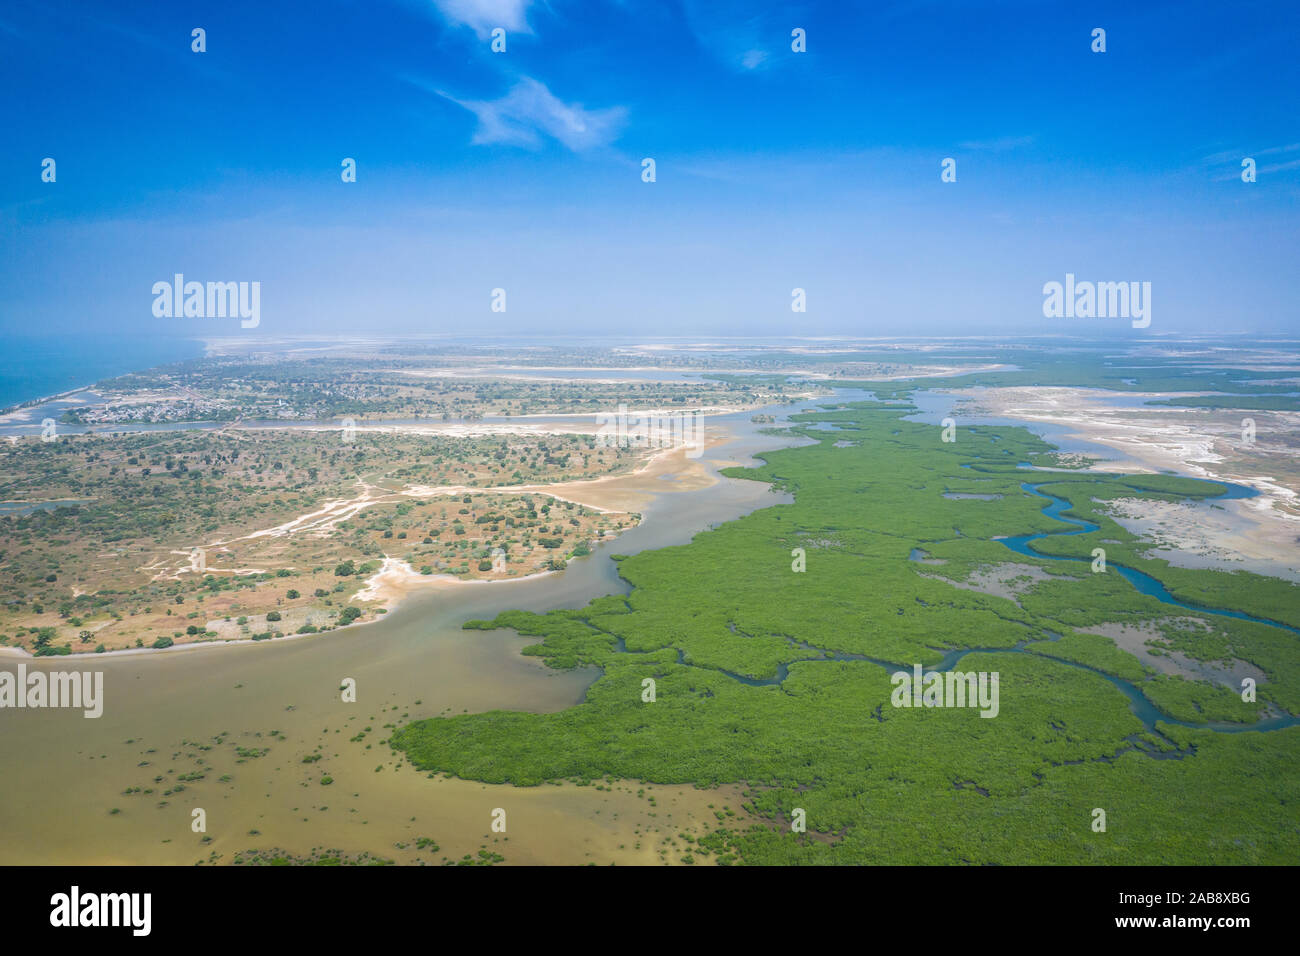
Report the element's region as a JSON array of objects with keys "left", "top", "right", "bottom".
[{"left": 0, "top": 431, "right": 732, "bottom": 661}]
